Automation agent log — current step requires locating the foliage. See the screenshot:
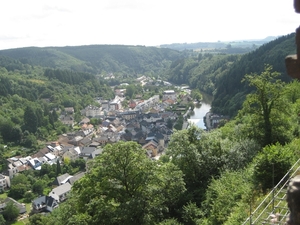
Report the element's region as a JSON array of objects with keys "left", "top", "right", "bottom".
[
  {"left": 237, "top": 65, "right": 291, "bottom": 146},
  {"left": 1, "top": 33, "right": 300, "bottom": 225},
  {"left": 253, "top": 143, "right": 297, "bottom": 192},
  {"left": 166, "top": 126, "right": 217, "bottom": 205},
  {"left": 160, "top": 38, "right": 273, "bottom": 52},
  {"left": 0, "top": 58, "right": 114, "bottom": 148},
  {"left": 173, "top": 115, "right": 184, "bottom": 130},
  {"left": 167, "top": 54, "right": 239, "bottom": 95},
  {"left": 0, "top": 45, "right": 182, "bottom": 78},
  {"left": 44, "top": 68, "right": 95, "bottom": 85},
  {"left": 191, "top": 89, "right": 202, "bottom": 101},
  {"left": 69, "top": 141, "right": 185, "bottom": 225},
  {"left": 24, "top": 191, "right": 35, "bottom": 203},
  {"left": 8, "top": 174, "right": 30, "bottom": 199},
  {"left": 181, "top": 202, "right": 203, "bottom": 225},
  {"left": 203, "top": 170, "right": 252, "bottom": 225},
  {"left": 32, "top": 180, "right": 45, "bottom": 195},
  {"left": 29, "top": 213, "right": 46, "bottom": 225},
  {"left": 2, "top": 201, "right": 19, "bottom": 221},
  {"left": 0, "top": 215, "right": 5, "bottom": 225},
  {"left": 212, "top": 33, "right": 295, "bottom": 116},
  {"left": 158, "top": 218, "right": 183, "bottom": 225}
]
